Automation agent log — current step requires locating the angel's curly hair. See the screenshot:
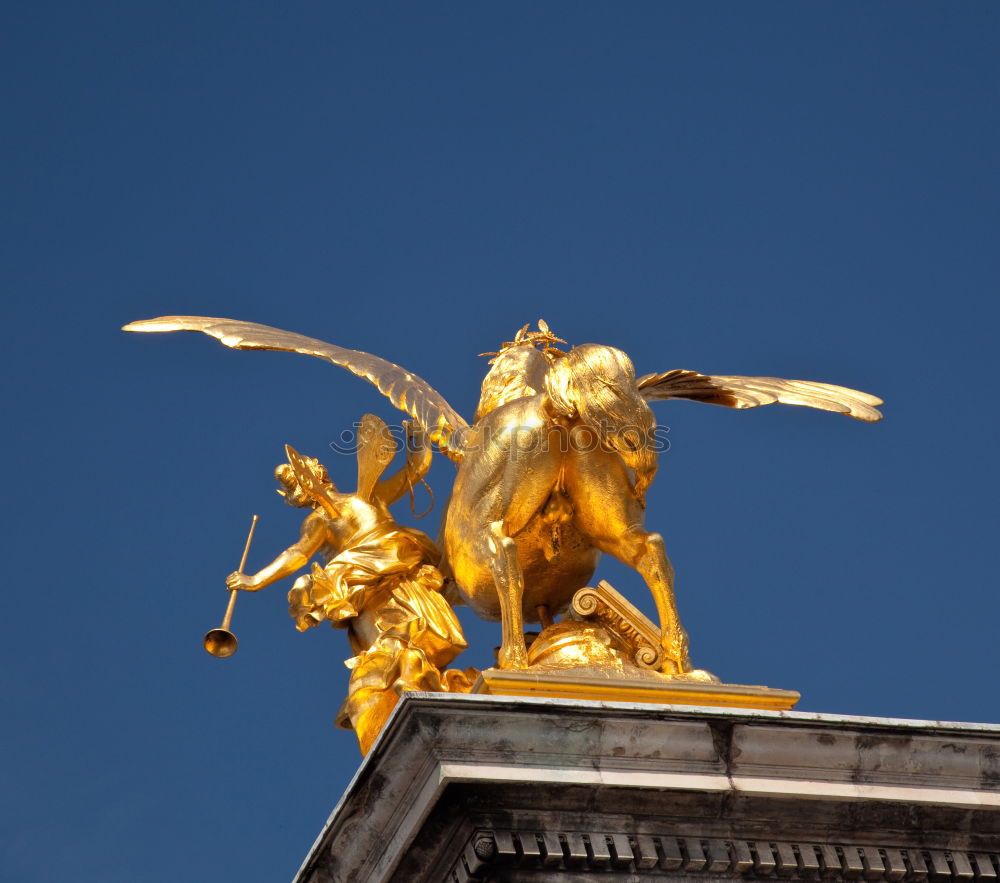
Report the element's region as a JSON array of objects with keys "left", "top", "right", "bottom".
[{"left": 478, "top": 319, "right": 567, "bottom": 363}]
